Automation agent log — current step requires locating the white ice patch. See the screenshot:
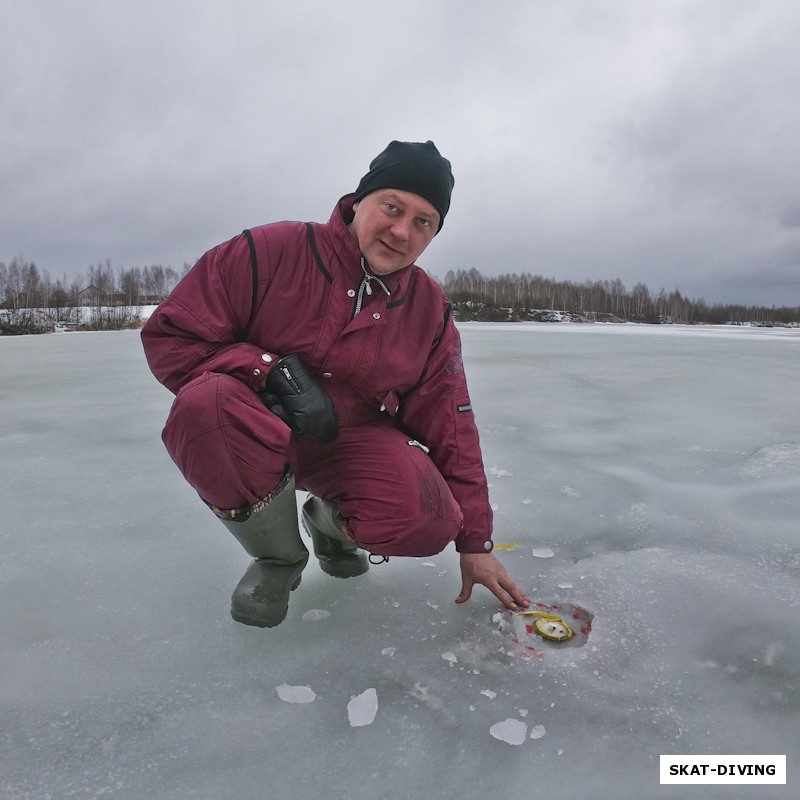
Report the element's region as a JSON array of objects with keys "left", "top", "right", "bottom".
[
  {"left": 480, "top": 689, "right": 497, "bottom": 700},
  {"left": 275, "top": 684, "right": 316, "bottom": 704},
  {"left": 739, "top": 443, "right": 800, "bottom": 479},
  {"left": 441, "top": 652, "right": 458, "bottom": 665},
  {"left": 531, "top": 548, "right": 555, "bottom": 558},
  {"left": 302, "top": 609, "right": 331, "bottom": 622},
  {"left": 347, "top": 688, "right": 378, "bottom": 727},
  {"left": 560, "top": 485, "right": 580, "bottom": 497},
  {"left": 490, "top": 718, "right": 528, "bottom": 745},
  {"left": 488, "top": 466, "right": 513, "bottom": 478},
  {"left": 529, "top": 724, "right": 546, "bottom": 739}
]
